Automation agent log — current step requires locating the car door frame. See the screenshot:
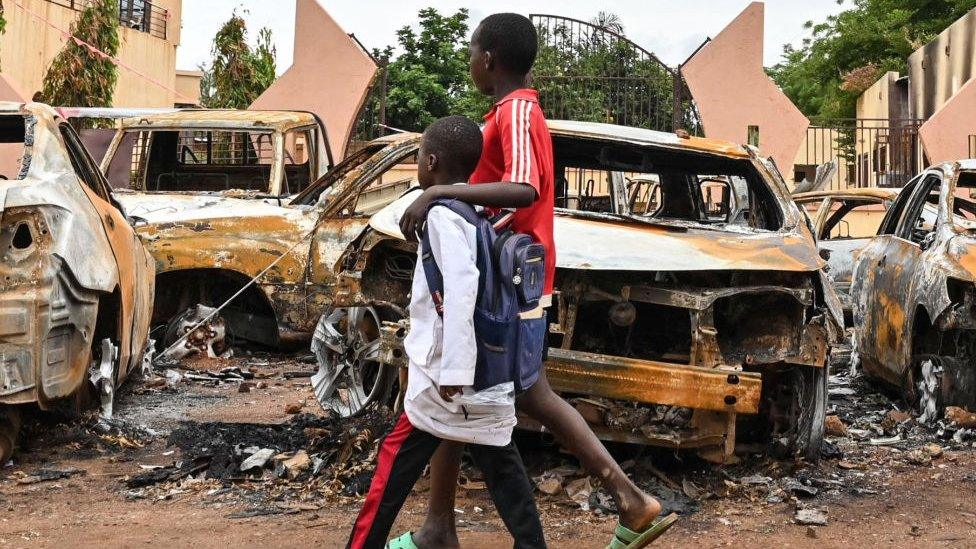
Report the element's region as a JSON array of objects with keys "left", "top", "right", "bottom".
[
  {"left": 59, "top": 122, "right": 150, "bottom": 381},
  {"left": 854, "top": 172, "right": 941, "bottom": 385}
]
